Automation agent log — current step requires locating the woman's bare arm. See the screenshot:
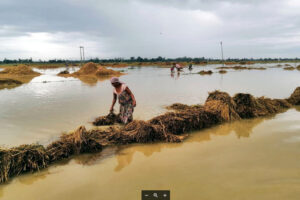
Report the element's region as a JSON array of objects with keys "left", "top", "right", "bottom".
[
  {"left": 125, "top": 87, "right": 136, "bottom": 107},
  {"left": 110, "top": 93, "right": 117, "bottom": 112}
]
